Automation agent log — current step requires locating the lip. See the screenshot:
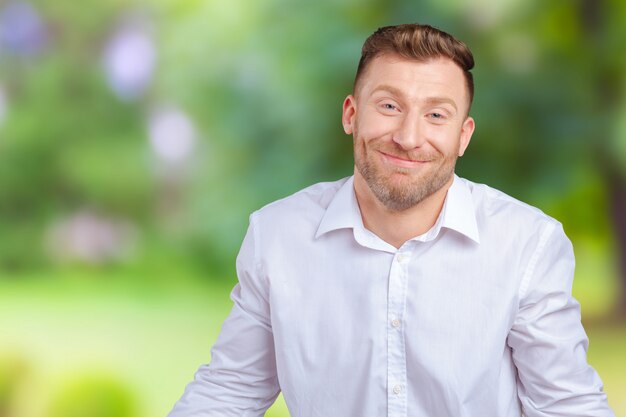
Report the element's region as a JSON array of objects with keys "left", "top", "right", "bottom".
[{"left": 378, "top": 151, "right": 430, "bottom": 168}]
